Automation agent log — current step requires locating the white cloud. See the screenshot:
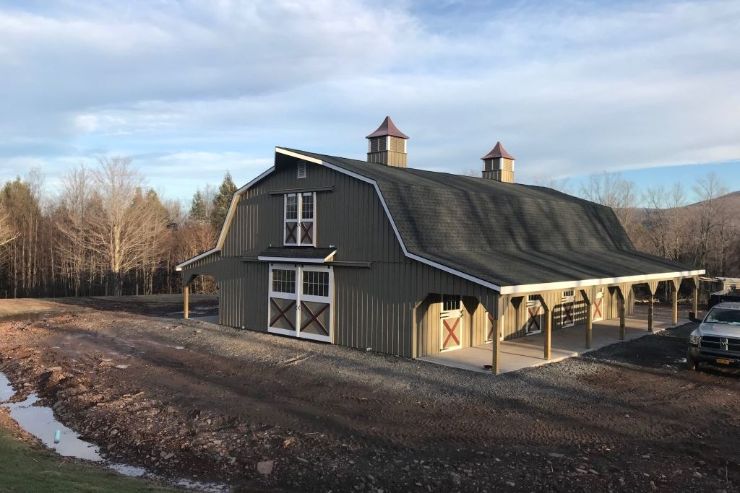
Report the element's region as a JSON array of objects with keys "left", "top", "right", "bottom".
[{"left": 0, "top": 0, "right": 738, "bottom": 198}]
